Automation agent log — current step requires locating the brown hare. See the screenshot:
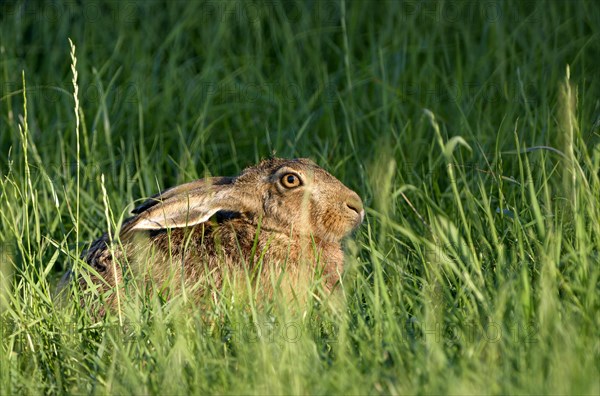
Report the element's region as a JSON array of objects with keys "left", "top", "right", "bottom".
[{"left": 79, "top": 157, "right": 364, "bottom": 309}]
